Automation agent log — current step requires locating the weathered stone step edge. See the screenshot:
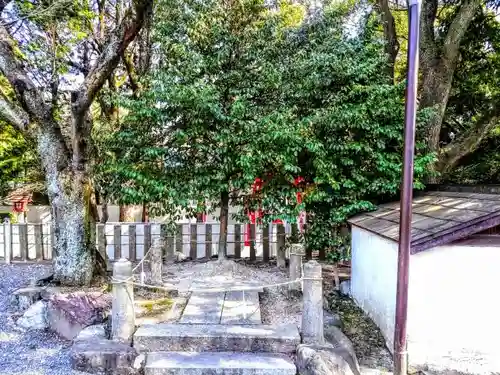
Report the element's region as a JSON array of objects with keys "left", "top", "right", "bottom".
[
  {"left": 134, "top": 323, "right": 300, "bottom": 354},
  {"left": 144, "top": 351, "right": 296, "bottom": 375}
]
